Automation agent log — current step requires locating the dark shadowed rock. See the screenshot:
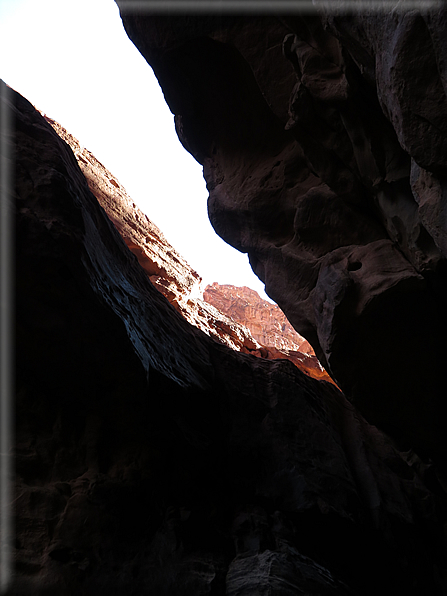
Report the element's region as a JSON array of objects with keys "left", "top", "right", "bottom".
[
  {"left": 117, "top": 6, "right": 447, "bottom": 463},
  {"left": 4, "top": 77, "right": 447, "bottom": 595}
]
